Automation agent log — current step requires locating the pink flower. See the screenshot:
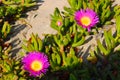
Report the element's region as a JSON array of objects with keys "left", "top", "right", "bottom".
[
  {"left": 22, "top": 51, "right": 50, "bottom": 77},
  {"left": 75, "top": 9, "right": 99, "bottom": 31},
  {"left": 56, "top": 20, "right": 62, "bottom": 26}
]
